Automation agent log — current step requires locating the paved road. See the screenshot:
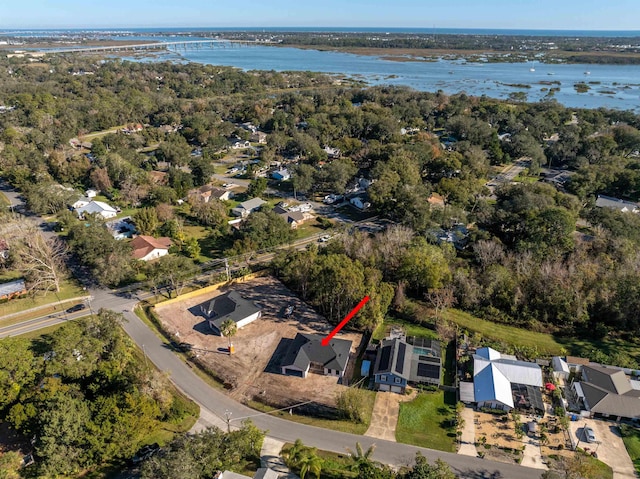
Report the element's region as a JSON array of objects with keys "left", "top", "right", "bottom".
[
  {"left": 0, "top": 178, "right": 543, "bottom": 477},
  {"left": 115, "top": 305, "right": 541, "bottom": 479}
]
